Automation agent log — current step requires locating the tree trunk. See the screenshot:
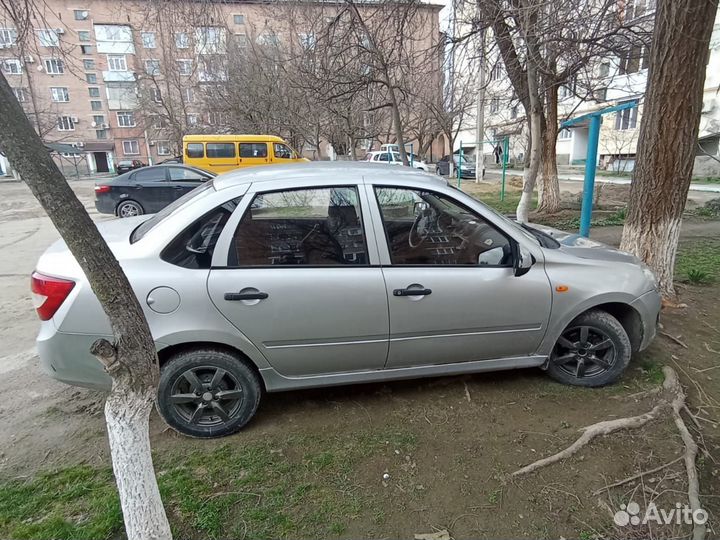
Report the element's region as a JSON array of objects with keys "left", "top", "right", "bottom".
[
  {"left": 619, "top": 0, "right": 718, "bottom": 299},
  {"left": 516, "top": 57, "right": 542, "bottom": 223},
  {"left": 387, "top": 81, "right": 410, "bottom": 166},
  {"left": 538, "top": 83, "right": 561, "bottom": 213},
  {"left": 0, "top": 73, "right": 172, "bottom": 540}
]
